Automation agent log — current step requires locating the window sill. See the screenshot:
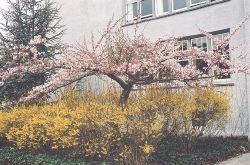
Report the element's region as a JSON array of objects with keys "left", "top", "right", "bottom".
[
  {"left": 213, "top": 79, "right": 234, "bottom": 87},
  {"left": 156, "top": 11, "right": 170, "bottom": 17},
  {"left": 172, "top": 7, "right": 188, "bottom": 13},
  {"left": 123, "top": 0, "right": 230, "bottom": 27},
  {"left": 141, "top": 14, "right": 153, "bottom": 19},
  {"left": 190, "top": 1, "right": 207, "bottom": 7}
]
